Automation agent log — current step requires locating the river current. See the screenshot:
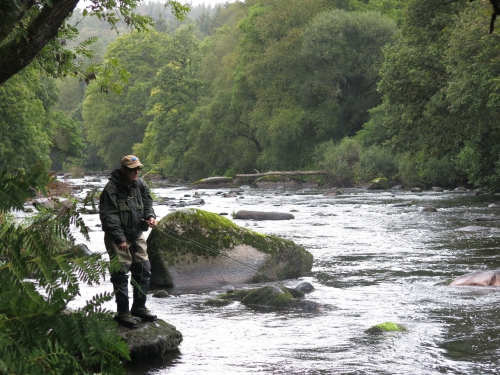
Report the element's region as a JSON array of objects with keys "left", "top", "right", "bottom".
[{"left": 64, "top": 179, "right": 500, "bottom": 374}]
